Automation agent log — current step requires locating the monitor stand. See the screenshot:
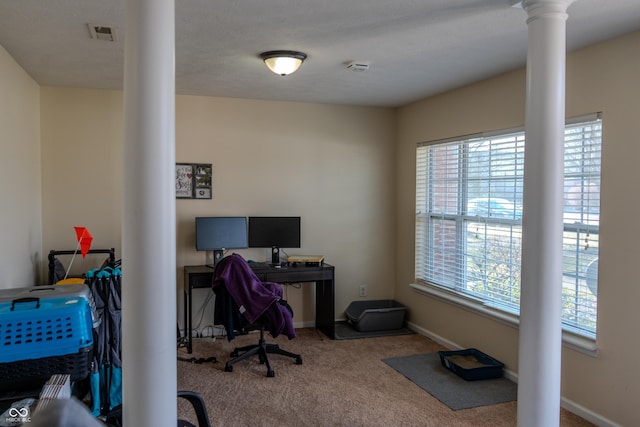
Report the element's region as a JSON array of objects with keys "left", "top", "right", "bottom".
[
  {"left": 206, "top": 250, "right": 225, "bottom": 268},
  {"left": 271, "top": 246, "right": 280, "bottom": 265}
]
